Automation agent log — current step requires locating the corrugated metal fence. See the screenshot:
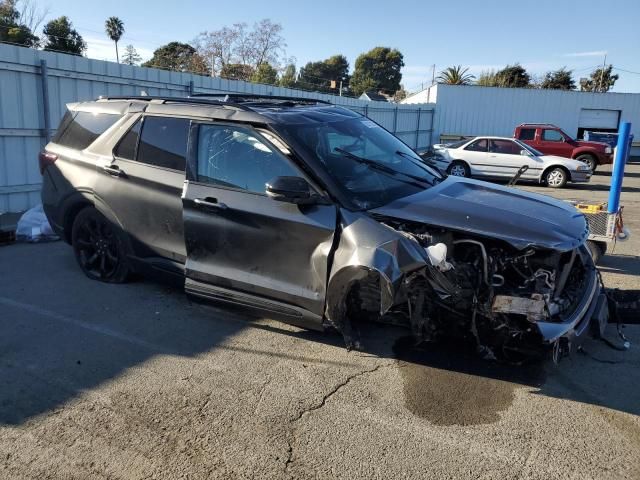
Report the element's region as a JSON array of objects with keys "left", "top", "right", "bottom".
[{"left": 0, "top": 43, "right": 435, "bottom": 213}]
